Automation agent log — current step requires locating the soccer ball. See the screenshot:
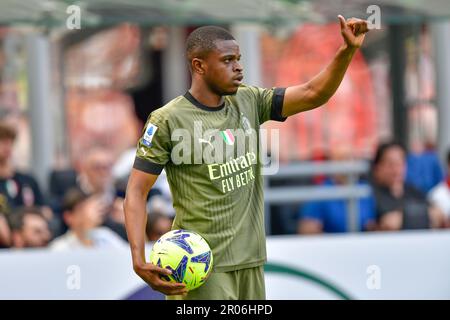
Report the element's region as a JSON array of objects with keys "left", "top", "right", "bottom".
[{"left": 150, "top": 229, "right": 213, "bottom": 291}]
